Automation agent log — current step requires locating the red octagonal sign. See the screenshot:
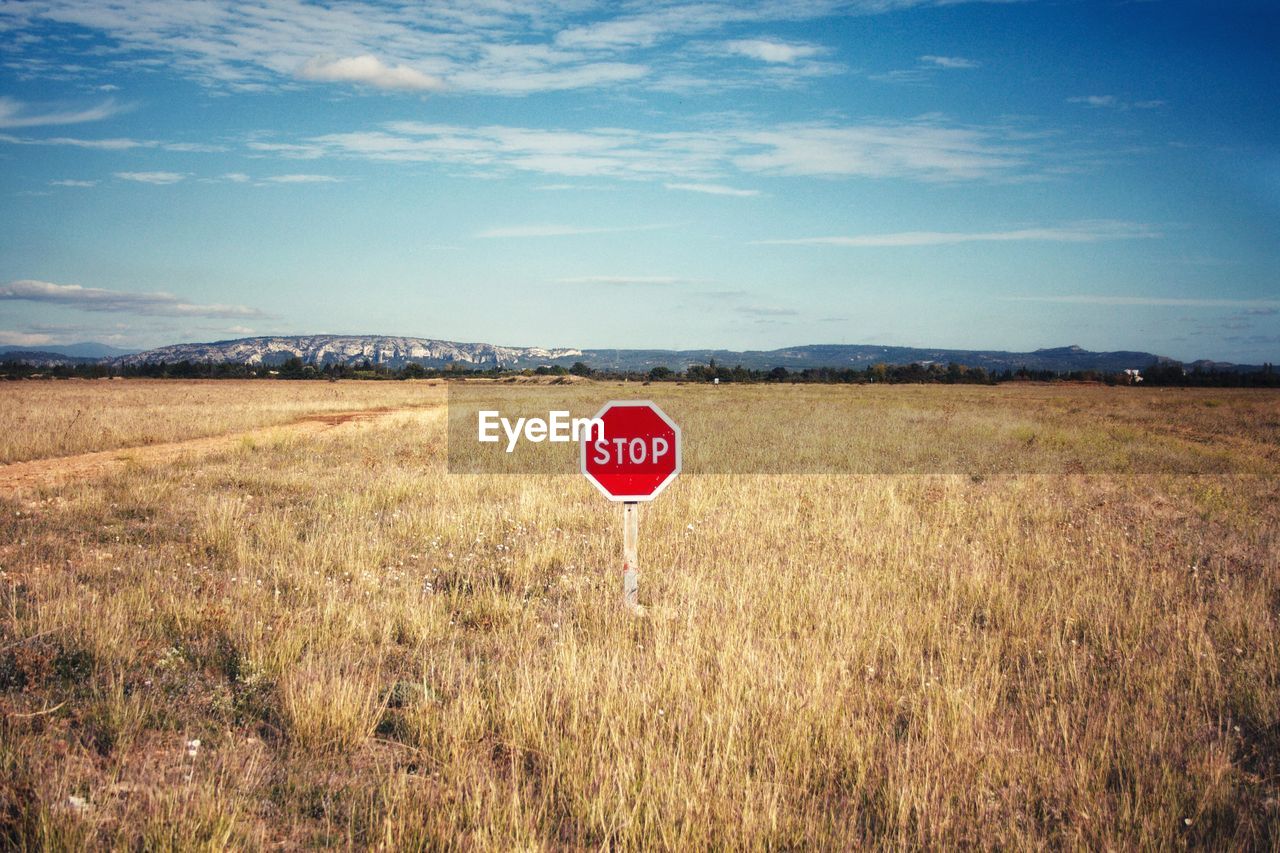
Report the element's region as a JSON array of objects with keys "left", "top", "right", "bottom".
[{"left": 580, "top": 400, "right": 682, "bottom": 501}]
